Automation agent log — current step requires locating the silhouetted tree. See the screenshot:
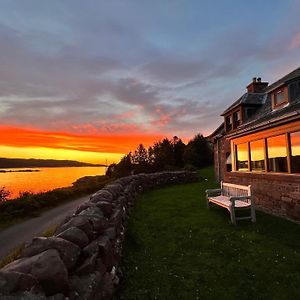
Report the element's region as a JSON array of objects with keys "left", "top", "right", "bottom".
[
  {"left": 183, "top": 134, "right": 213, "bottom": 168},
  {"left": 105, "top": 163, "right": 116, "bottom": 177},
  {"left": 0, "top": 186, "right": 10, "bottom": 202},
  {"left": 109, "top": 133, "right": 212, "bottom": 178},
  {"left": 113, "top": 153, "right": 133, "bottom": 178},
  {"left": 172, "top": 136, "right": 186, "bottom": 167},
  {"left": 152, "top": 138, "right": 176, "bottom": 171},
  {"left": 132, "top": 144, "right": 149, "bottom": 173}
]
